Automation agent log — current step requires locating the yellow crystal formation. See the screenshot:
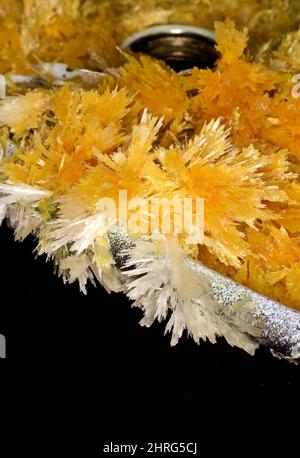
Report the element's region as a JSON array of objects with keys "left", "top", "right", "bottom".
[{"left": 1, "top": 1, "right": 300, "bottom": 311}]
